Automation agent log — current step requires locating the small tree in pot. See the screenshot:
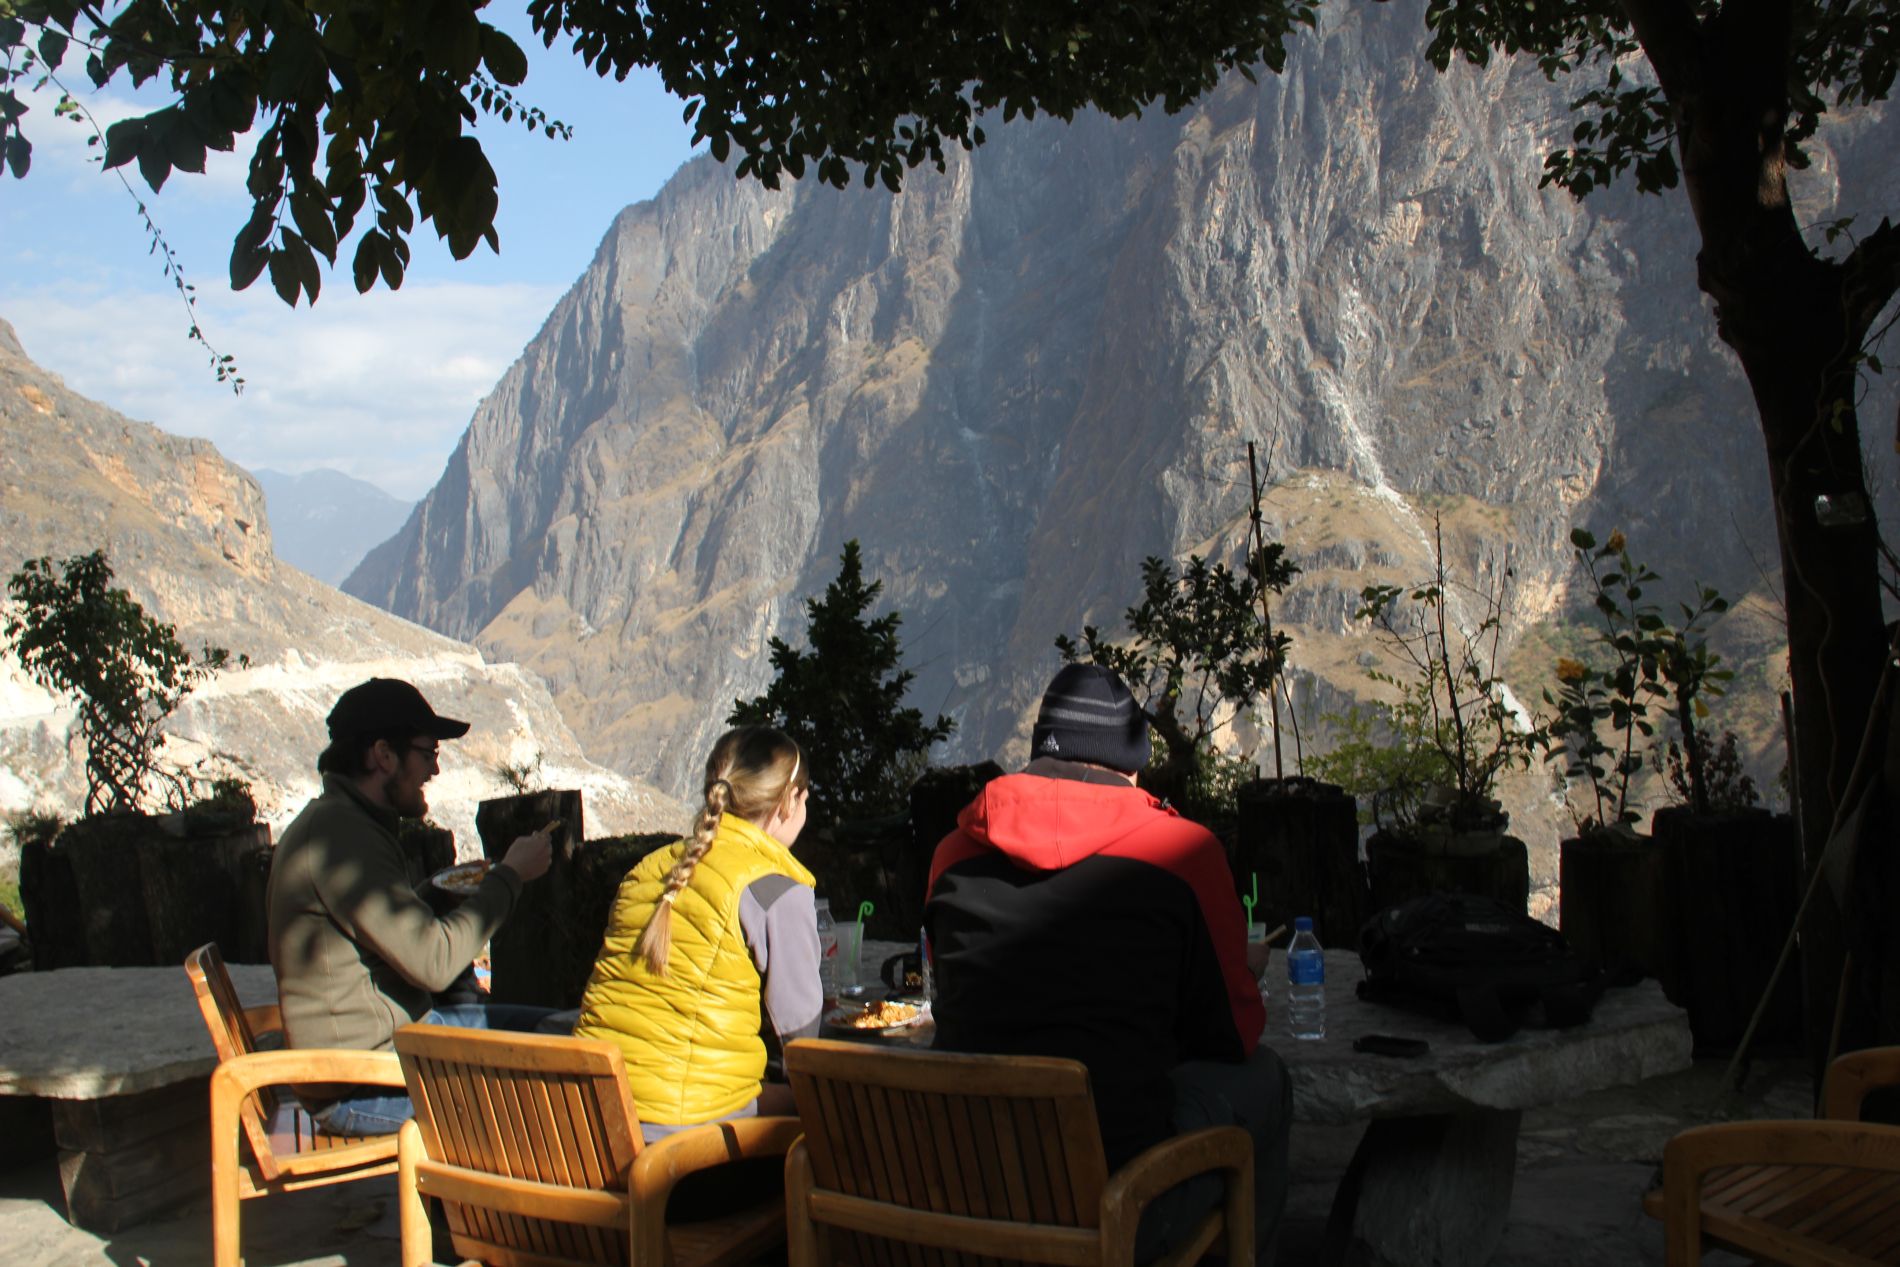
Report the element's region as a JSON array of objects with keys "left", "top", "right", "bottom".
[
  {"left": 1544, "top": 528, "right": 1682, "bottom": 984},
  {"left": 4, "top": 551, "right": 241, "bottom": 817},
  {"left": 1055, "top": 546, "right": 1296, "bottom": 823},
  {"left": 1346, "top": 519, "right": 1542, "bottom": 913},
  {"left": 3, "top": 550, "right": 257, "bottom": 966}
]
